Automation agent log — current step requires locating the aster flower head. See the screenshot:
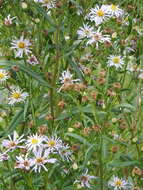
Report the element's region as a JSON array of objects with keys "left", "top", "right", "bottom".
[
  {"left": 27, "top": 55, "right": 39, "bottom": 66},
  {"left": 107, "top": 55, "right": 124, "bottom": 69},
  {"left": 58, "top": 144, "right": 72, "bottom": 162},
  {"left": 59, "top": 69, "right": 80, "bottom": 84},
  {"left": 44, "top": 136, "right": 63, "bottom": 152},
  {"left": 86, "top": 27, "right": 111, "bottom": 48},
  {"left": 58, "top": 69, "right": 80, "bottom": 91},
  {"left": 0, "top": 152, "right": 9, "bottom": 161},
  {"left": 87, "top": 5, "right": 110, "bottom": 25},
  {"left": 26, "top": 133, "right": 44, "bottom": 151},
  {"left": 108, "top": 176, "right": 131, "bottom": 190},
  {"left": 15, "top": 154, "right": 33, "bottom": 171},
  {"left": 74, "top": 169, "right": 96, "bottom": 188},
  {"left": 0, "top": 69, "right": 10, "bottom": 83},
  {"left": 107, "top": 4, "right": 124, "bottom": 18},
  {"left": 2, "top": 131, "right": 25, "bottom": 151},
  {"left": 4, "top": 14, "right": 16, "bottom": 26},
  {"left": 8, "top": 86, "right": 29, "bottom": 105},
  {"left": 11, "top": 36, "right": 31, "bottom": 58},
  {"left": 37, "top": 0, "right": 57, "bottom": 9},
  {"left": 77, "top": 24, "right": 94, "bottom": 39},
  {"left": 31, "top": 148, "right": 57, "bottom": 172}
]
